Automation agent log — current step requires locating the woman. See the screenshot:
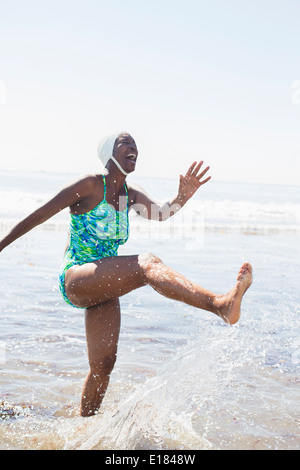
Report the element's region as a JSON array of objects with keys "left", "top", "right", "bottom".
[{"left": 0, "top": 131, "right": 252, "bottom": 417}]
